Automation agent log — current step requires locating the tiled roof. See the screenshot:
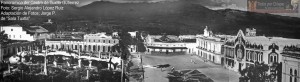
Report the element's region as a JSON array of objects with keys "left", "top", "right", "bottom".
[{"left": 25, "top": 26, "right": 49, "bottom": 33}]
